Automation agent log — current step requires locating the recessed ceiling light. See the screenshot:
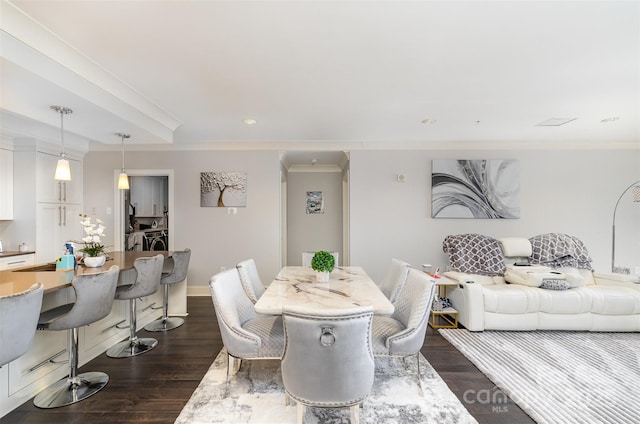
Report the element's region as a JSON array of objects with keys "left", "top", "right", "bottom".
[
  {"left": 242, "top": 118, "right": 257, "bottom": 125},
  {"left": 601, "top": 117, "right": 620, "bottom": 123},
  {"left": 421, "top": 119, "right": 436, "bottom": 125},
  {"left": 535, "top": 118, "right": 576, "bottom": 127}
]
